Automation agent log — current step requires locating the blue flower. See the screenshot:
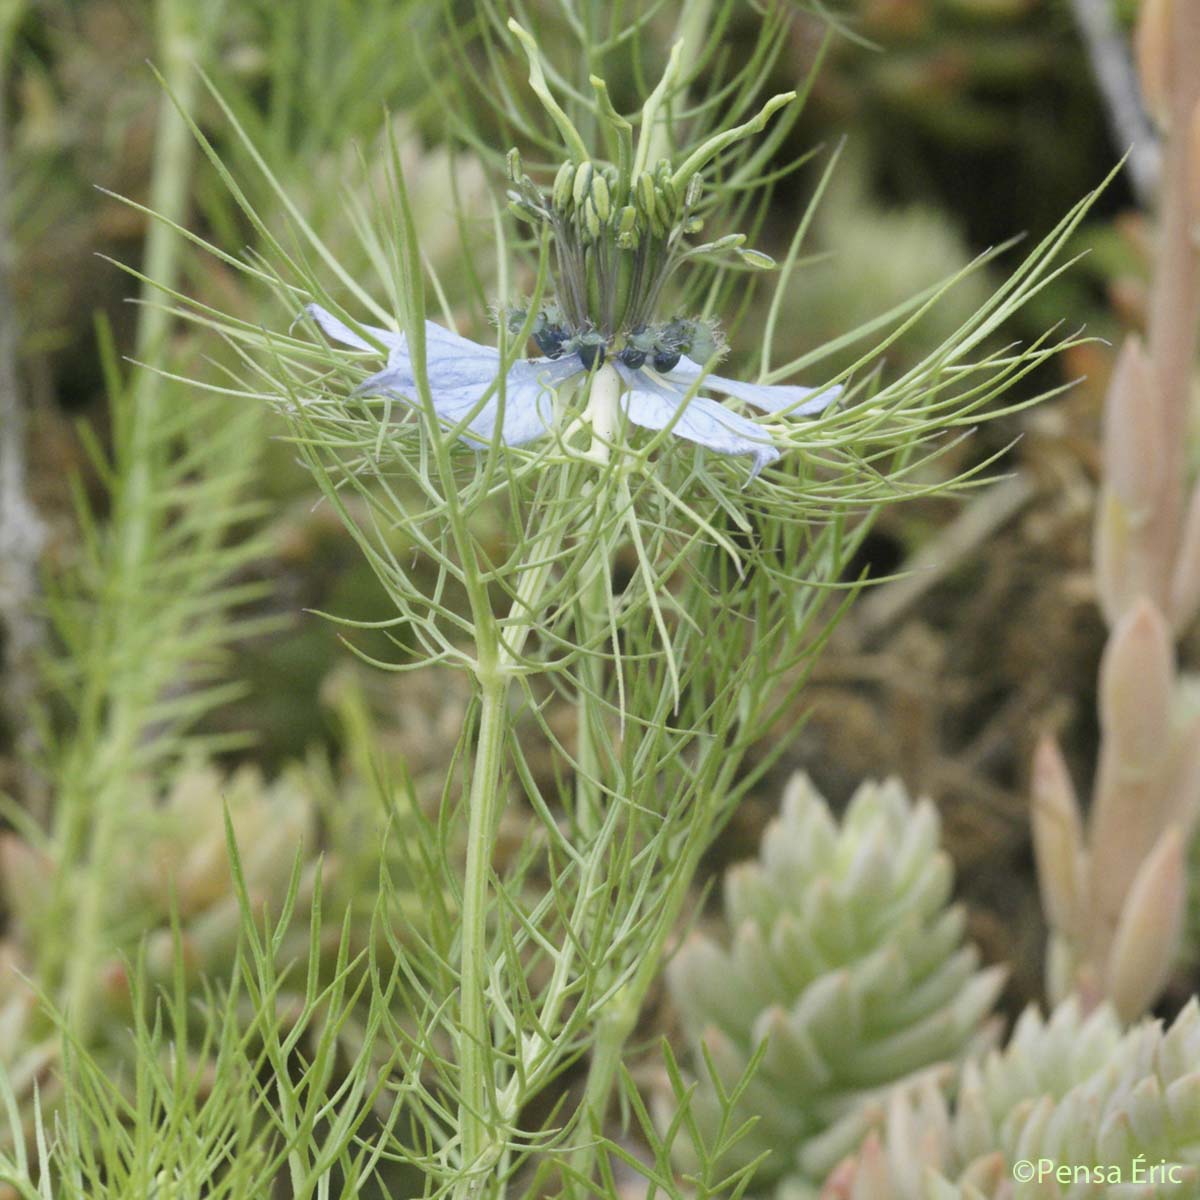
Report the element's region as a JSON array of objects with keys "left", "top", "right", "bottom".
[{"left": 305, "top": 304, "right": 840, "bottom": 477}]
